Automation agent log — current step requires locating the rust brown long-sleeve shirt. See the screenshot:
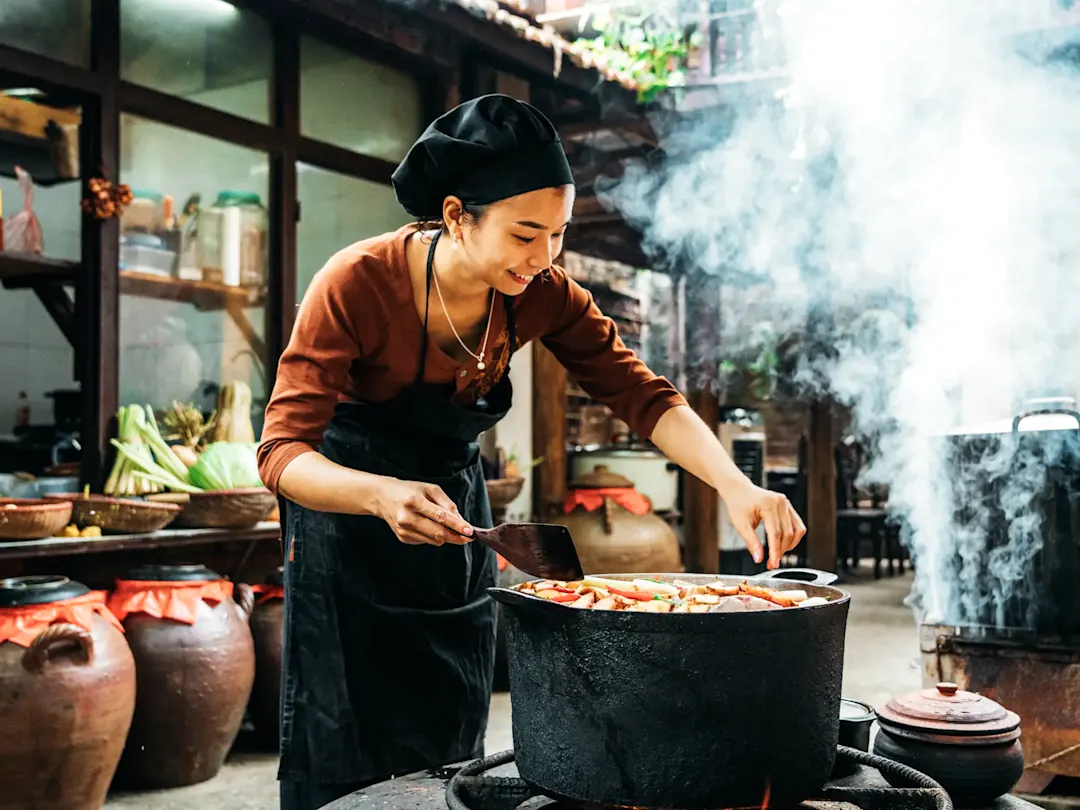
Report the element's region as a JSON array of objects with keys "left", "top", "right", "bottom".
[{"left": 257, "top": 225, "right": 687, "bottom": 494}]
